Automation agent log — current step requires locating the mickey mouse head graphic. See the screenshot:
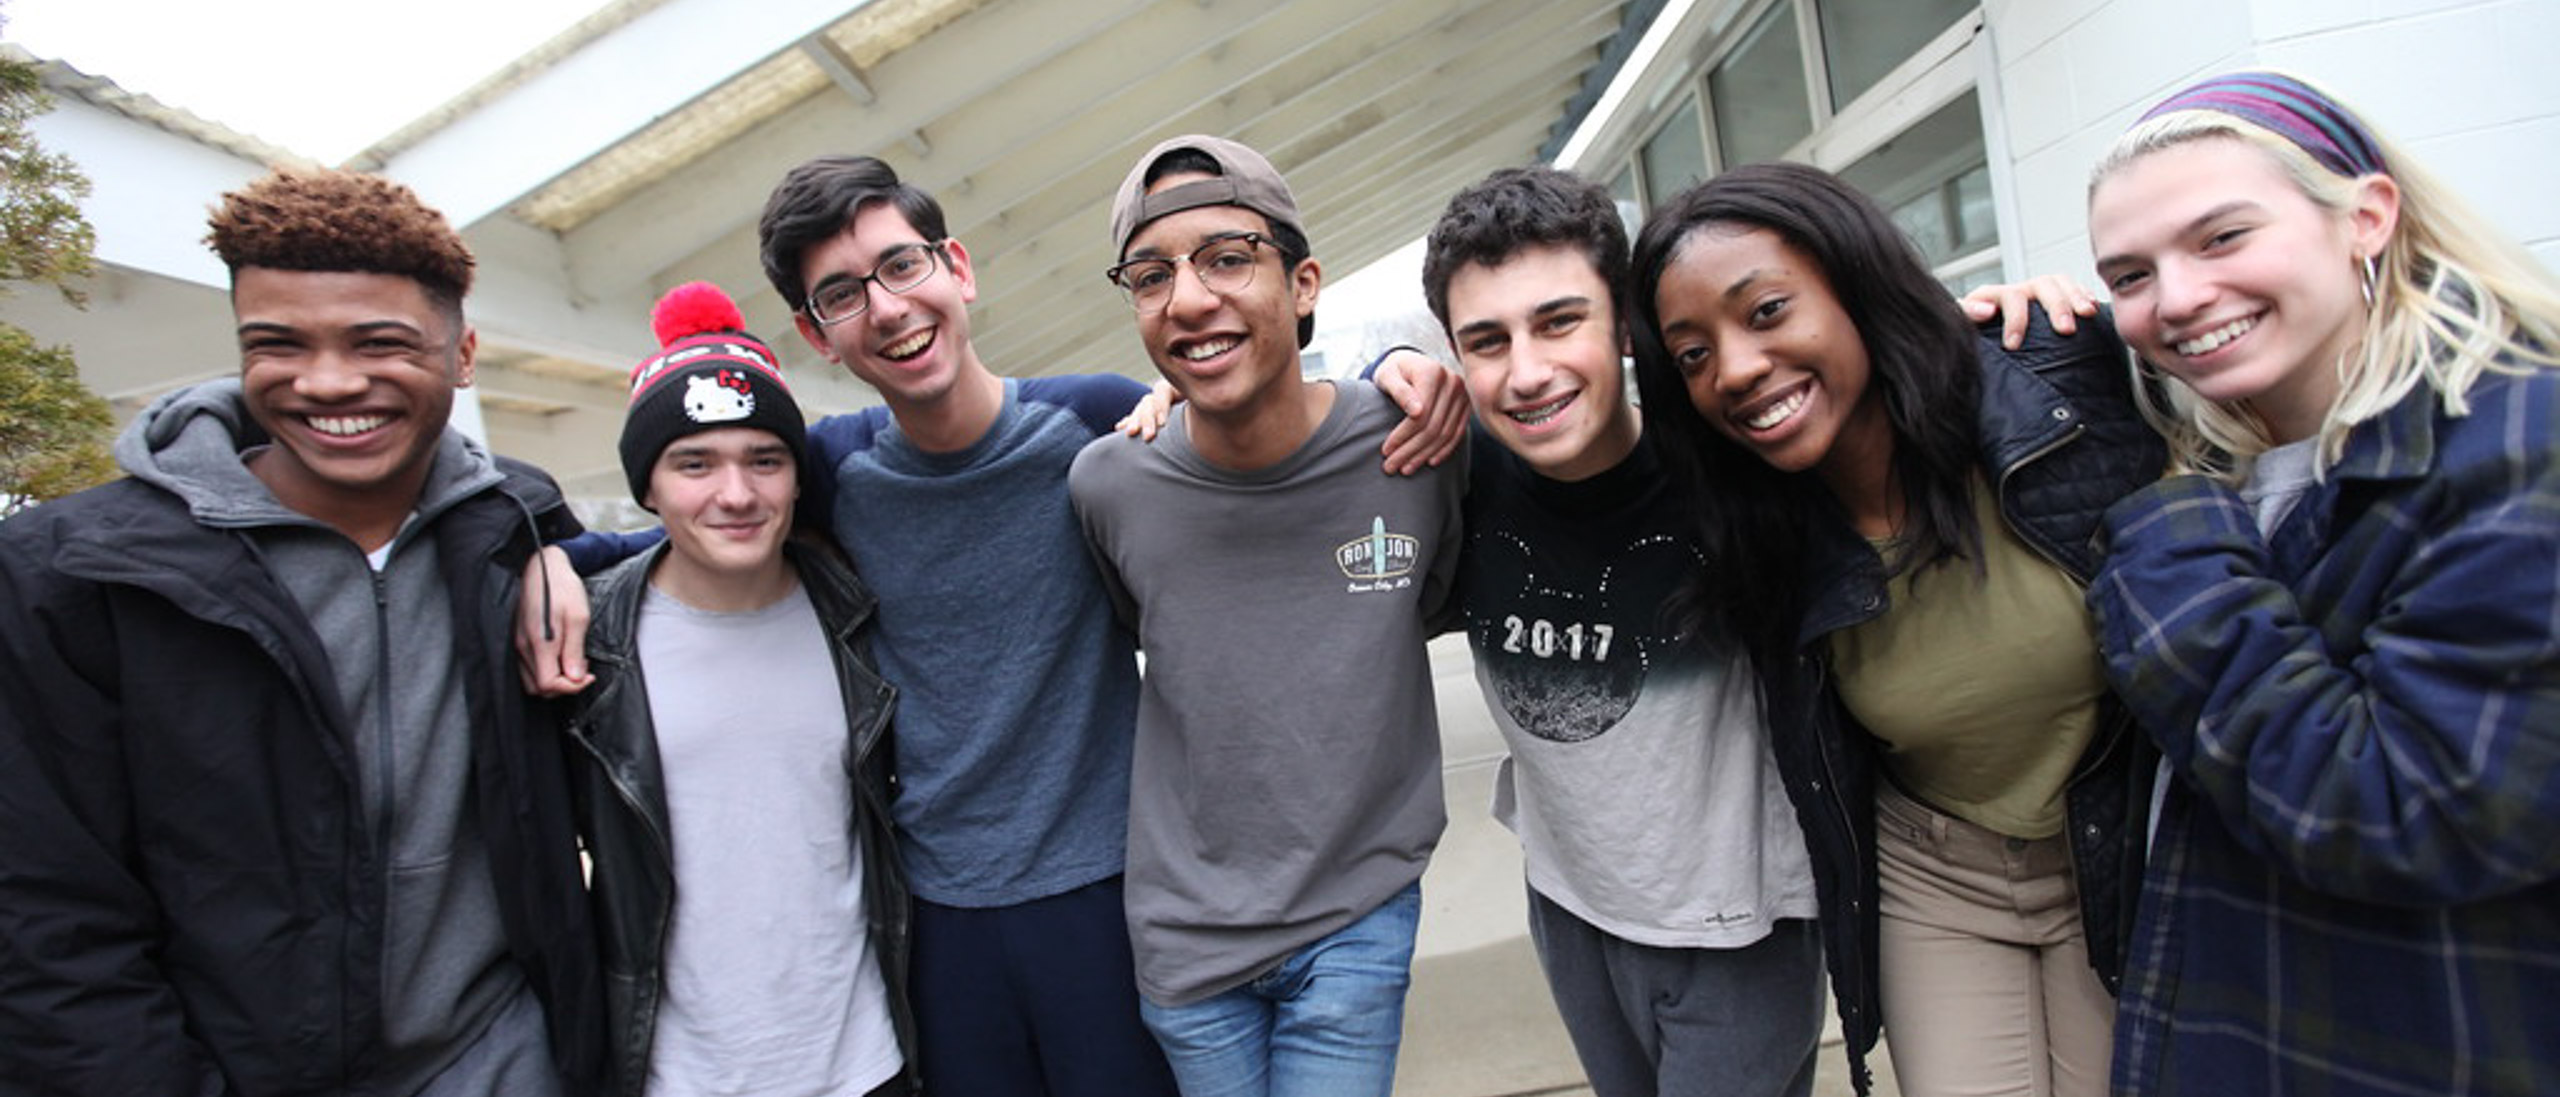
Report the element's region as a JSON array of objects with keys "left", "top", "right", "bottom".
[{"left": 1465, "top": 528, "right": 1706, "bottom": 743}]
